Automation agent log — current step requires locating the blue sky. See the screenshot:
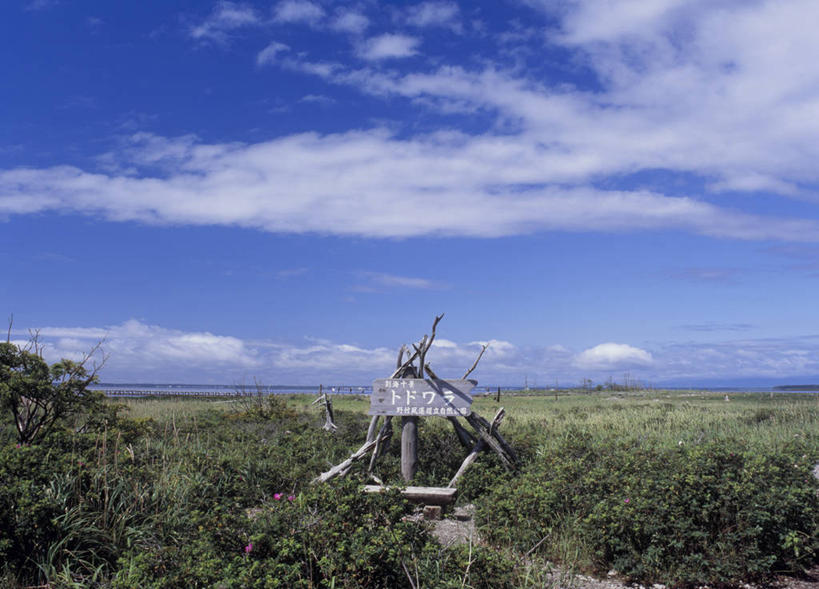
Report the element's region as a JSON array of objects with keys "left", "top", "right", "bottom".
[{"left": 3, "top": 0, "right": 819, "bottom": 386}]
